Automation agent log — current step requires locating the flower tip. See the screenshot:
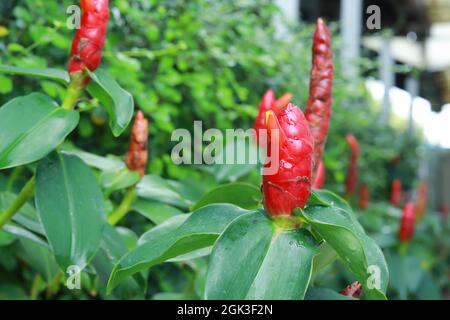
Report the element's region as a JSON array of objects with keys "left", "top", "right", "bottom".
[{"left": 136, "top": 110, "right": 144, "bottom": 120}]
